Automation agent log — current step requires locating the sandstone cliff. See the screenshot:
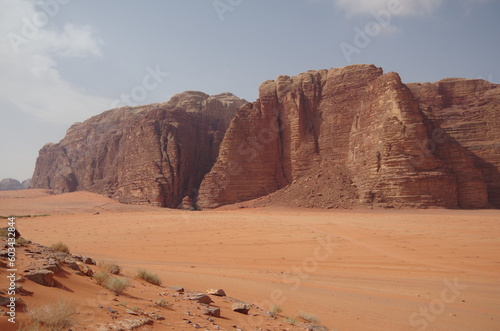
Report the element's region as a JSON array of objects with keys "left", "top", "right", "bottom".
[
  {"left": 197, "top": 65, "right": 499, "bottom": 209},
  {"left": 31, "top": 92, "right": 246, "bottom": 207},
  {"left": 32, "top": 65, "right": 499, "bottom": 209}
]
